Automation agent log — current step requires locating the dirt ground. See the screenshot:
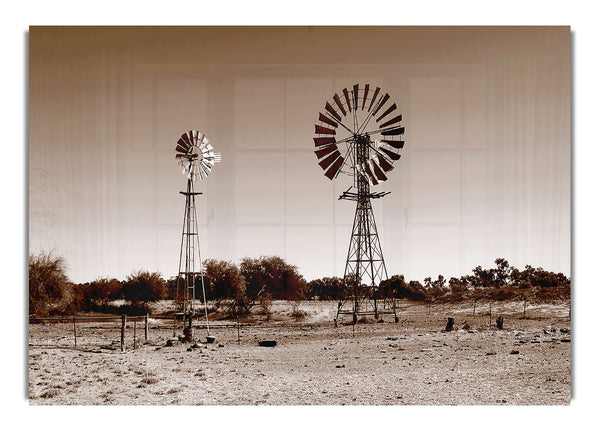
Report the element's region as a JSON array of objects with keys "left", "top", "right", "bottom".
[{"left": 28, "top": 300, "right": 571, "bottom": 405}]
